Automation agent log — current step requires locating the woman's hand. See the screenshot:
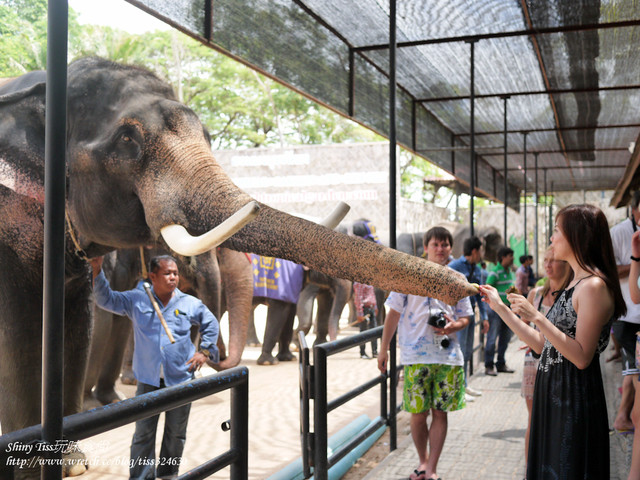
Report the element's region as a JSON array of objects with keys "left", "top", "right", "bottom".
[
  {"left": 478, "top": 284, "right": 503, "bottom": 311},
  {"left": 632, "top": 230, "right": 640, "bottom": 258},
  {"left": 508, "top": 293, "right": 542, "bottom": 325}
]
